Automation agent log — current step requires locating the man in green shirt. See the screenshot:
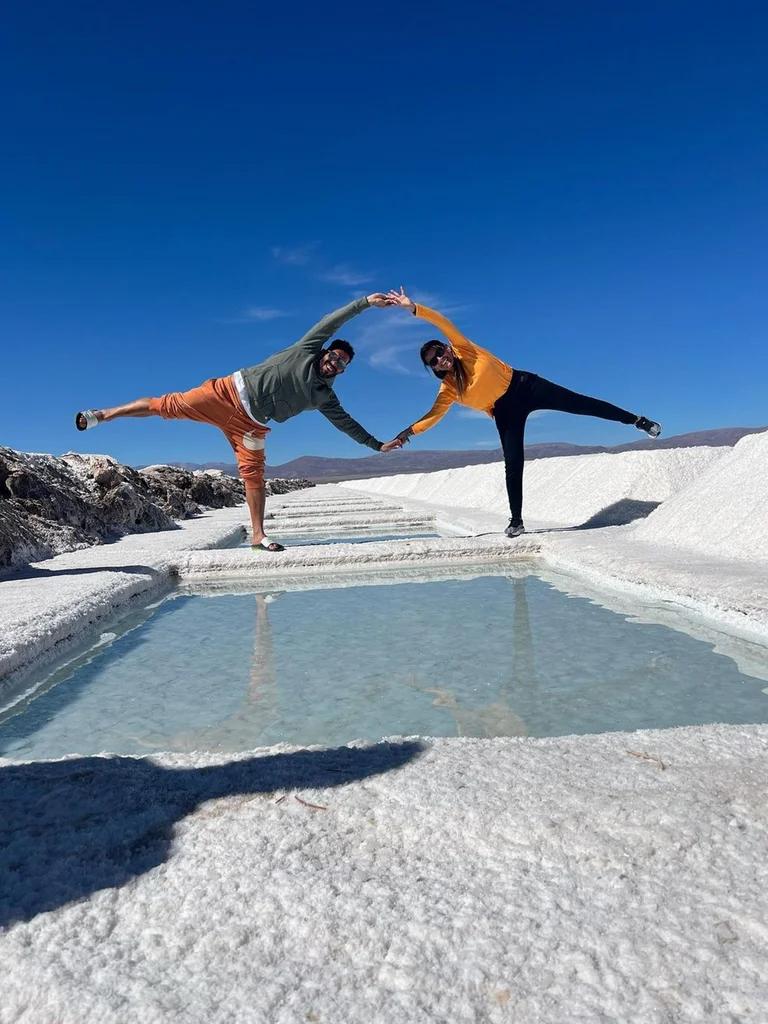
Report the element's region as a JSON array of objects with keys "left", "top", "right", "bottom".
[{"left": 75, "top": 294, "right": 402, "bottom": 550}]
